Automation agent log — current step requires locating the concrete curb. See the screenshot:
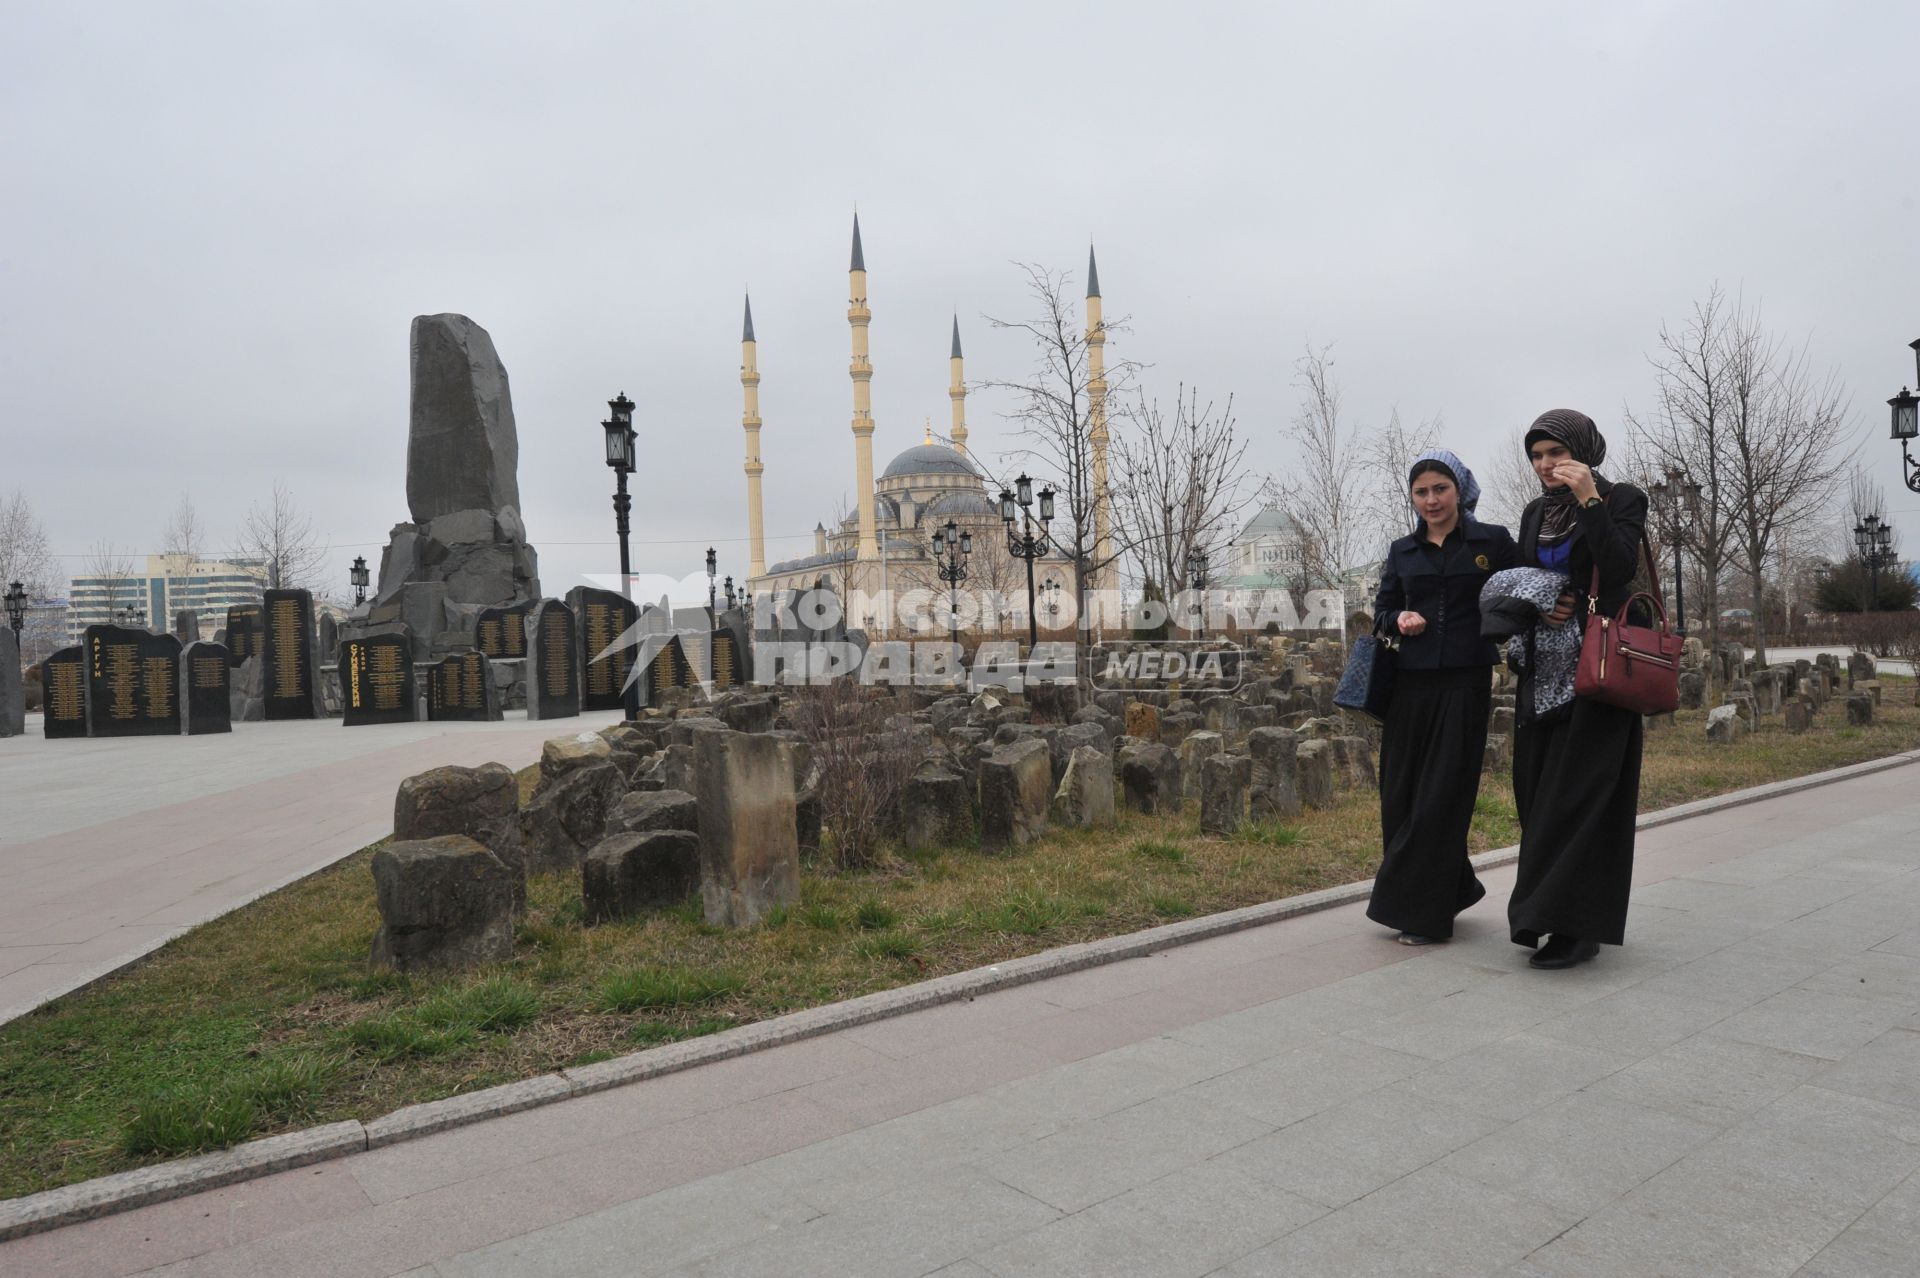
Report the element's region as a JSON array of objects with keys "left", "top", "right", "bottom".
[{"left": 4, "top": 746, "right": 1916, "bottom": 1243}]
